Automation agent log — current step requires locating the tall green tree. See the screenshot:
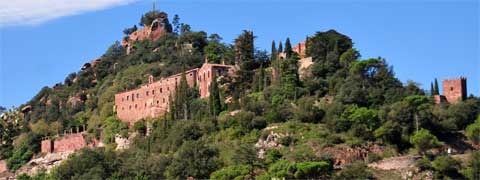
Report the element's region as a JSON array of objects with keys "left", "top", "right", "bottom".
[
  {"left": 229, "top": 30, "right": 257, "bottom": 98},
  {"left": 434, "top": 78, "right": 440, "bottom": 95},
  {"left": 271, "top": 40, "right": 277, "bottom": 61},
  {"left": 278, "top": 41, "right": 283, "bottom": 53},
  {"left": 209, "top": 73, "right": 222, "bottom": 117},
  {"left": 177, "top": 71, "right": 190, "bottom": 120},
  {"left": 285, "top": 38, "right": 293, "bottom": 58},
  {"left": 172, "top": 14, "right": 181, "bottom": 35},
  {"left": 430, "top": 82, "right": 435, "bottom": 96}
]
